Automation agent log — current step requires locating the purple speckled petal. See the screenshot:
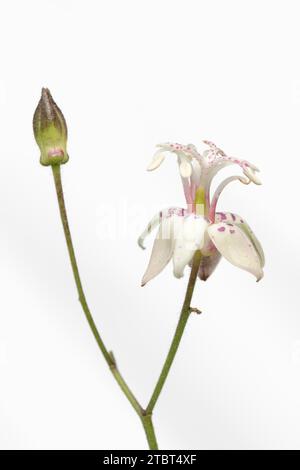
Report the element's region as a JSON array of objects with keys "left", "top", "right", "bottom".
[
  {"left": 215, "top": 212, "right": 265, "bottom": 267},
  {"left": 207, "top": 222, "right": 264, "bottom": 281}
]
